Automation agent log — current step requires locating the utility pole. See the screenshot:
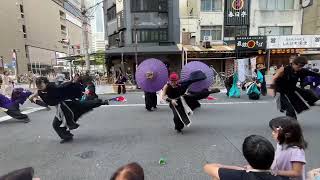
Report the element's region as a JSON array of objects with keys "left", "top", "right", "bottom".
[
  {"left": 134, "top": 17, "right": 139, "bottom": 85},
  {"left": 81, "top": 0, "right": 90, "bottom": 72}
]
